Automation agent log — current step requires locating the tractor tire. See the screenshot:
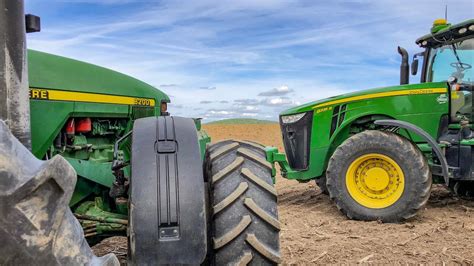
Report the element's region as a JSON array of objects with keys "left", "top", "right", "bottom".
[
  {"left": 0, "top": 121, "right": 118, "bottom": 265},
  {"left": 206, "top": 140, "right": 281, "bottom": 265},
  {"left": 451, "top": 181, "right": 474, "bottom": 199},
  {"left": 315, "top": 175, "right": 328, "bottom": 195},
  {"left": 326, "top": 130, "right": 432, "bottom": 222}
]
